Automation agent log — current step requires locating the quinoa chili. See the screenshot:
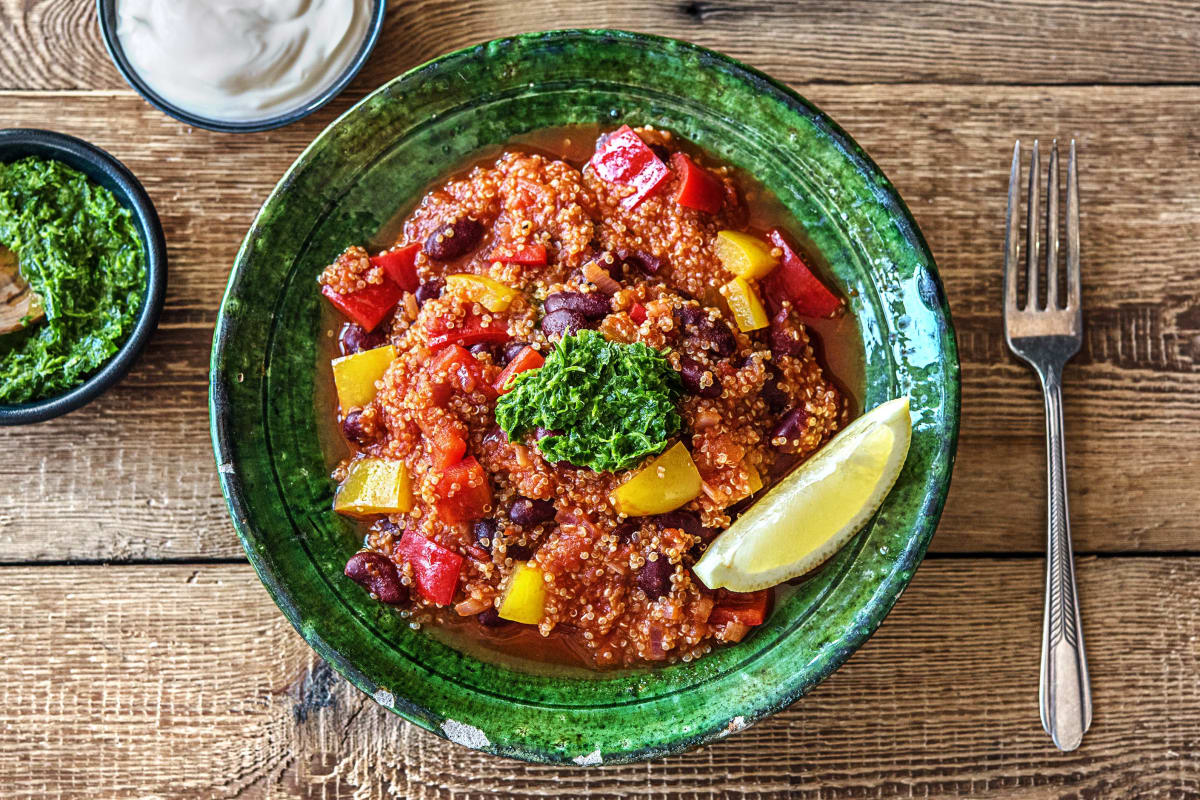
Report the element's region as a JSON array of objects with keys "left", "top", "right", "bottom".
[{"left": 316, "top": 125, "right": 855, "bottom": 669}]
